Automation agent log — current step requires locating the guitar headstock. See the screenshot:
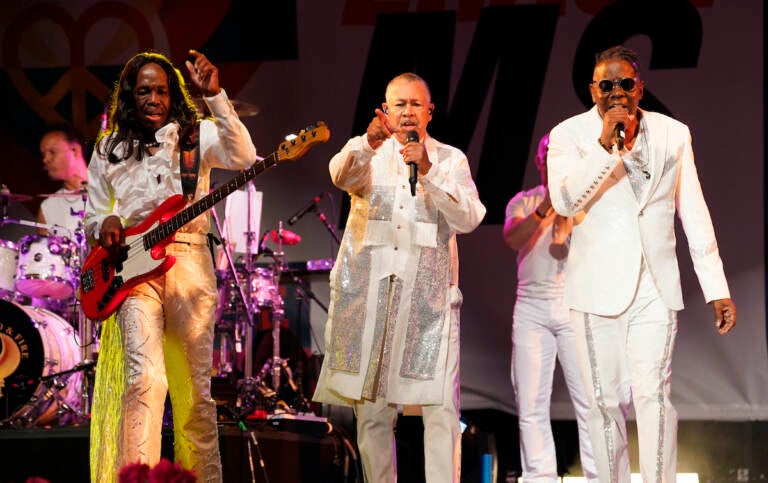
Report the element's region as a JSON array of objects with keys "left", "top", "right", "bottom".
[{"left": 277, "top": 121, "right": 331, "bottom": 162}]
